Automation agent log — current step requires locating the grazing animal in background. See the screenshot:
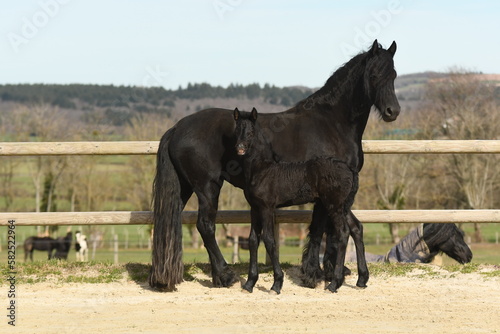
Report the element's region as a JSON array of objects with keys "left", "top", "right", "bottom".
[
  {"left": 24, "top": 236, "right": 57, "bottom": 261},
  {"left": 150, "top": 40, "right": 400, "bottom": 291},
  {"left": 346, "top": 223, "right": 473, "bottom": 264},
  {"left": 234, "top": 108, "right": 358, "bottom": 293},
  {"left": 75, "top": 231, "right": 89, "bottom": 262},
  {"left": 53, "top": 232, "right": 73, "bottom": 260}
]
